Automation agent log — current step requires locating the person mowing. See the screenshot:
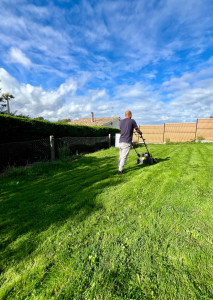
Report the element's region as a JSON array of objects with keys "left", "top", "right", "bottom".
[{"left": 118, "top": 110, "right": 142, "bottom": 175}]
